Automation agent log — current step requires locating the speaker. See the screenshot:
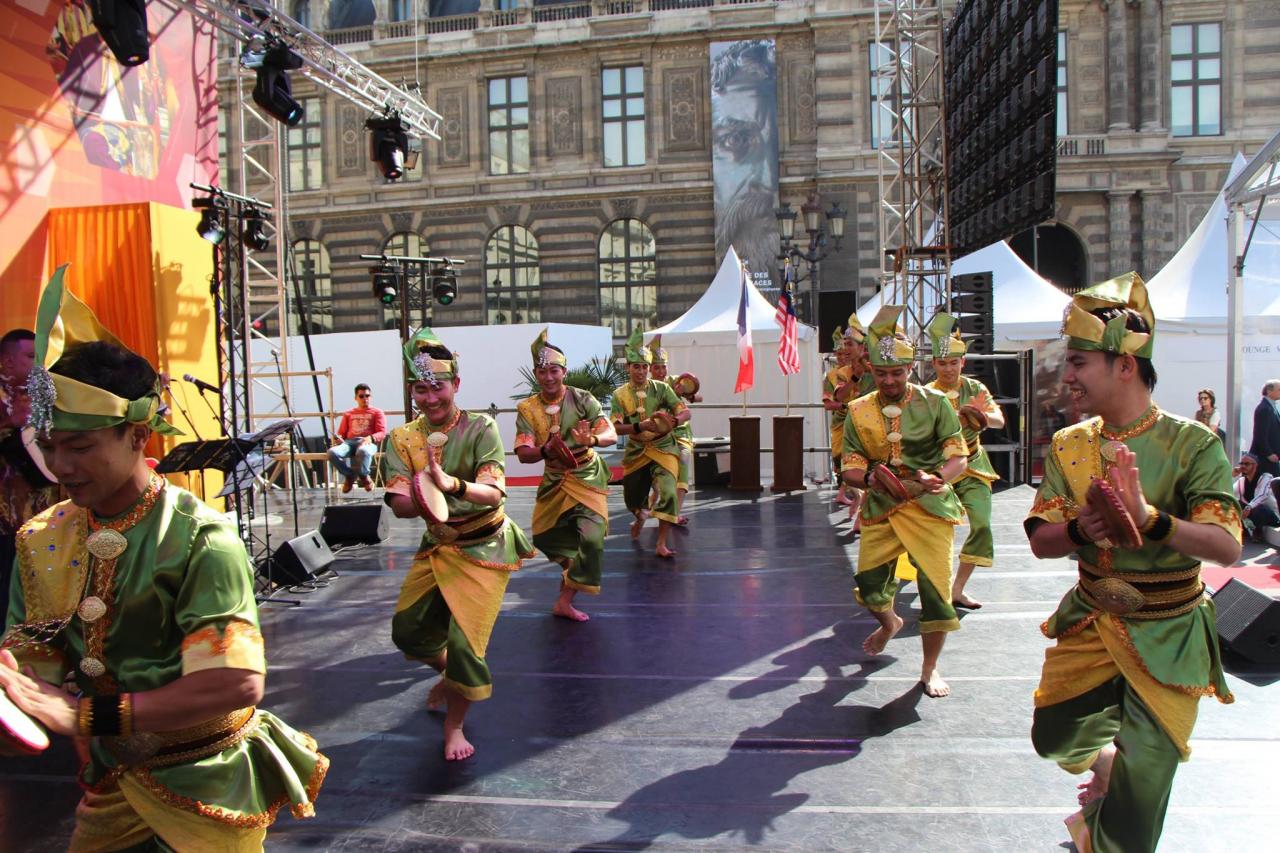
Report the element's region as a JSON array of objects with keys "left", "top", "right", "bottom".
[
  {"left": 320, "top": 503, "right": 390, "bottom": 546},
  {"left": 265, "top": 530, "right": 335, "bottom": 586},
  {"left": 1212, "top": 578, "right": 1280, "bottom": 664}
]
